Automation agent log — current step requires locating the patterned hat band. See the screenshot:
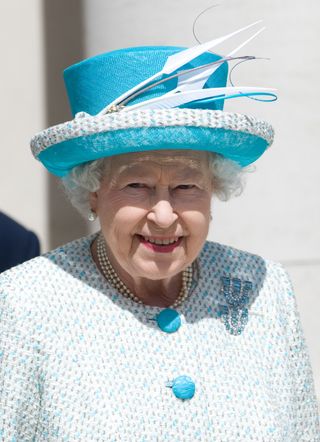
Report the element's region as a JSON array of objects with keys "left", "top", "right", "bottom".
[{"left": 31, "top": 108, "right": 274, "bottom": 159}]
